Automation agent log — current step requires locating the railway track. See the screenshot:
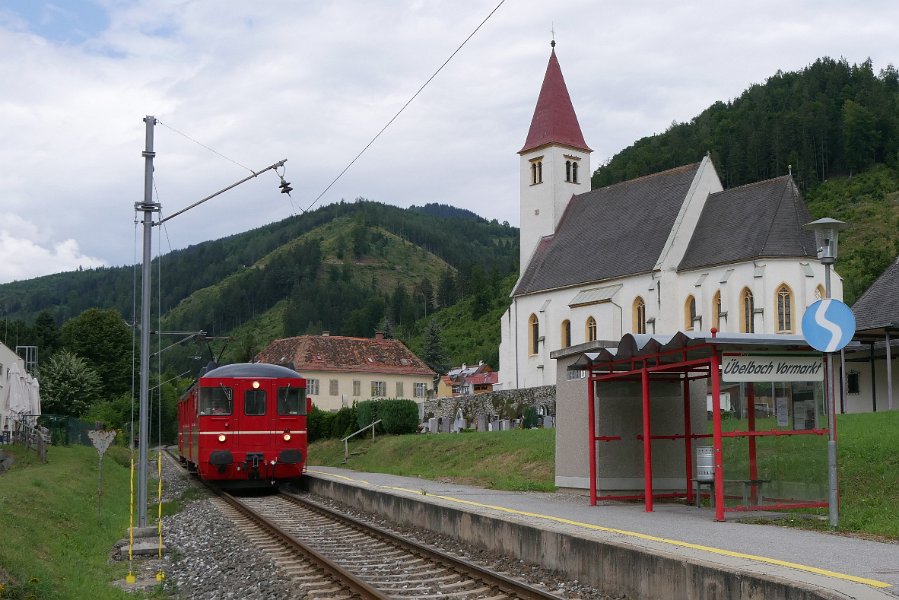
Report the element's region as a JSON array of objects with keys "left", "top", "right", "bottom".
[{"left": 220, "top": 490, "right": 564, "bottom": 600}]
